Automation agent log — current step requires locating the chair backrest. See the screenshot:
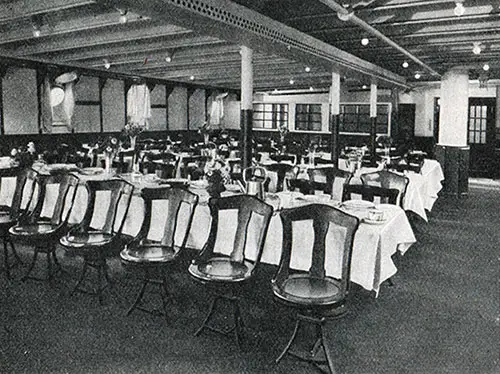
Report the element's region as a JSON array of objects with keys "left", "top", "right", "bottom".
[
  {"left": 197, "top": 195, "right": 273, "bottom": 271},
  {"left": 29, "top": 172, "right": 80, "bottom": 226},
  {"left": 269, "top": 154, "right": 296, "bottom": 165},
  {"left": 343, "top": 184, "right": 399, "bottom": 205},
  {"left": 307, "top": 167, "right": 353, "bottom": 200},
  {"left": 0, "top": 167, "right": 35, "bottom": 219},
  {"left": 79, "top": 179, "right": 134, "bottom": 235},
  {"left": 360, "top": 170, "right": 409, "bottom": 207},
  {"left": 264, "top": 163, "right": 294, "bottom": 192},
  {"left": 275, "top": 204, "right": 359, "bottom": 297},
  {"left": 137, "top": 187, "right": 199, "bottom": 253}
]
